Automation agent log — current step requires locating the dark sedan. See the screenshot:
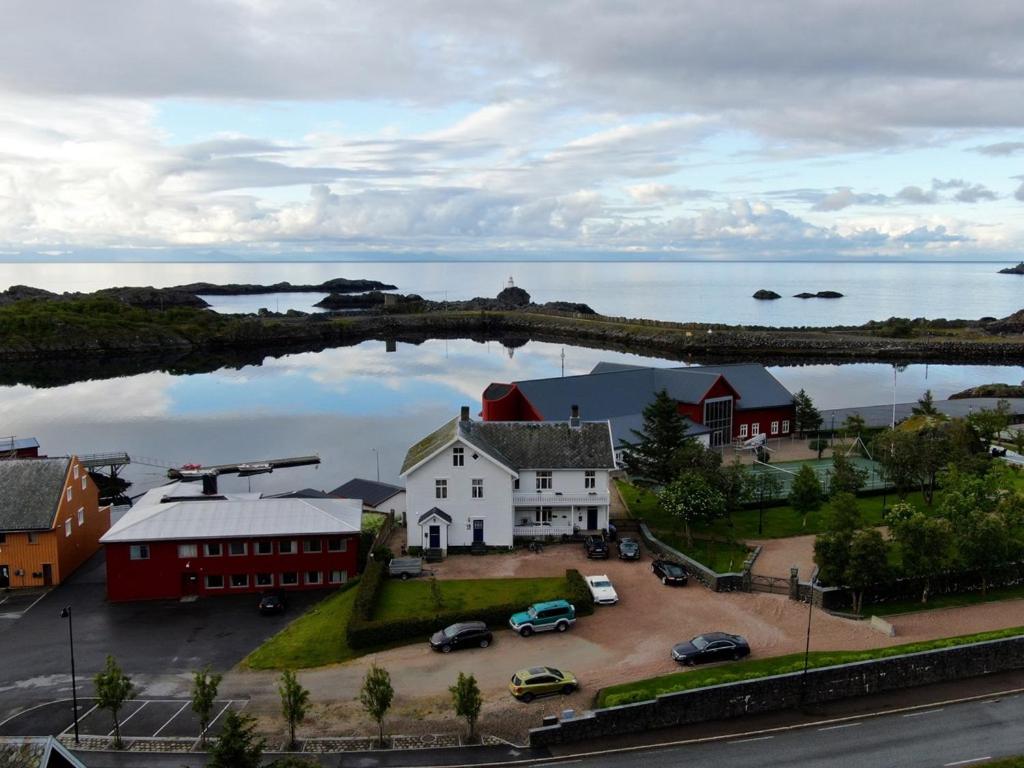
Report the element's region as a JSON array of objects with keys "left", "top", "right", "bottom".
[
  {"left": 671, "top": 632, "right": 750, "bottom": 665},
  {"left": 429, "top": 621, "right": 493, "bottom": 653},
  {"left": 651, "top": 558, "right": 688, "bottom": 585},
  {"left": 617, "top": 537, "right": 641, "bottom": 560},
  {"left": 584, "top": 535, "right": 610, "bottom": 559},
  {"left": 258, "top": 593, "right": 286, "bottom": 615}
]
